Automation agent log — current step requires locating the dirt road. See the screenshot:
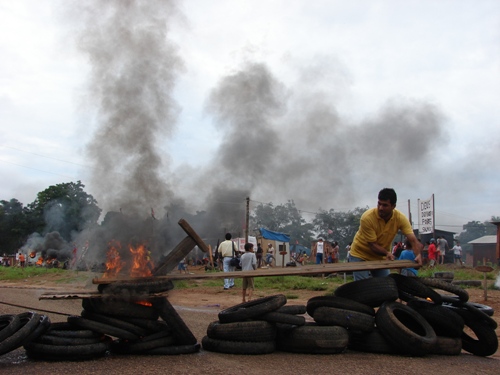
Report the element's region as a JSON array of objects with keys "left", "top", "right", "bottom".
[{"left": 1, "top": 279, "right": 499, "bottom": 375}]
